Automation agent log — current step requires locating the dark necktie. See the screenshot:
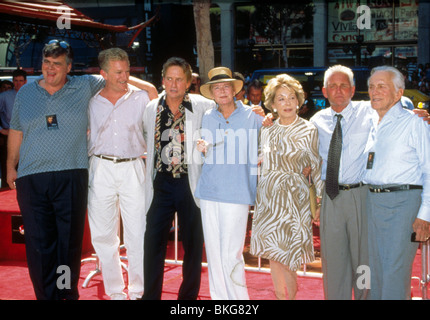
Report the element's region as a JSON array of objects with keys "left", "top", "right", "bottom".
[{"left": 326, "top": 114, "right": 343, "bottom": 200}]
